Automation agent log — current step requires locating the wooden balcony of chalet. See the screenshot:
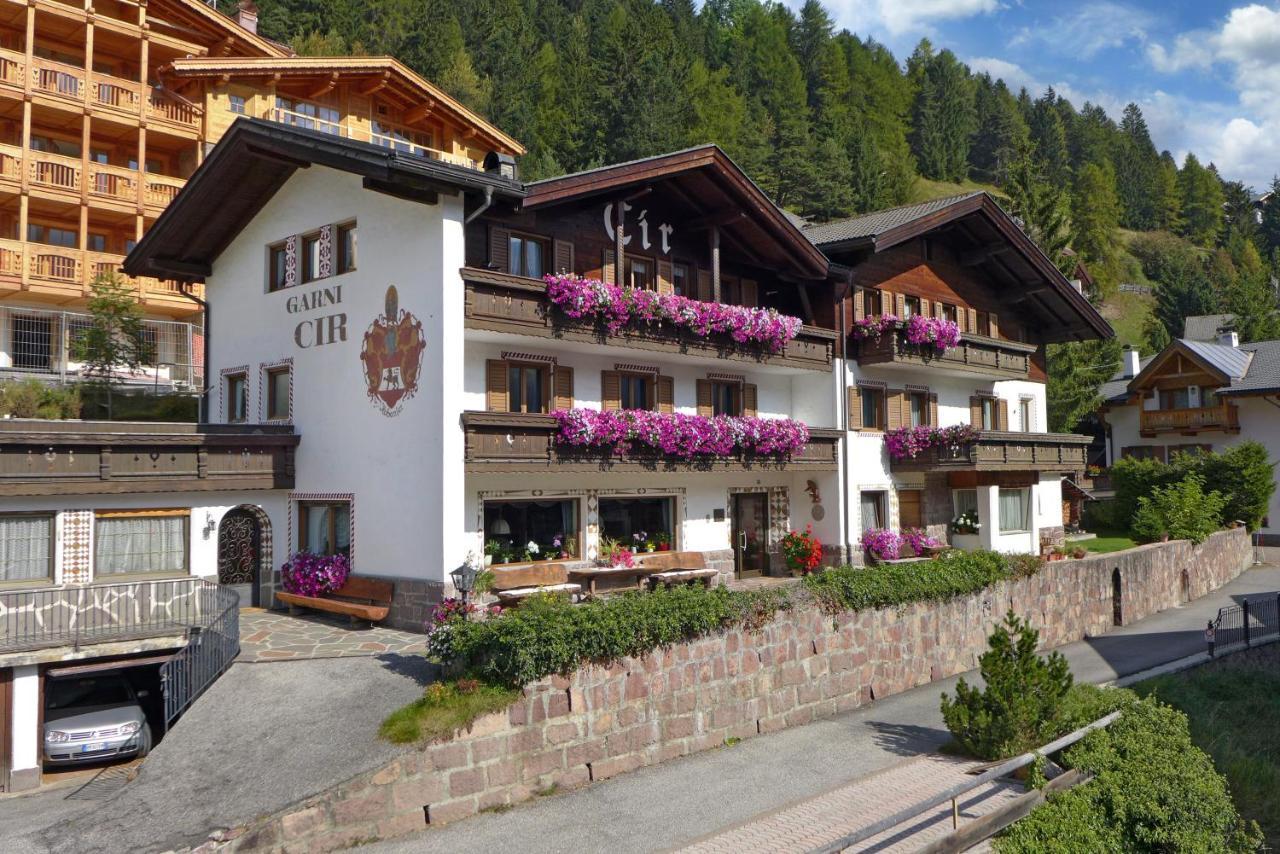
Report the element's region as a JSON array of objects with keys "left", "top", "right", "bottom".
[
  {"left": 462, "top": 411, "right": 841, "bottom": 473},
  {"left": 462, "top": 267, "right": 837, "bottom": 372},
  {"left": 1140, "top": 402, "right": 1240, "bottom": 437},
  {"left": 856, "top": 327, "right": 1036, "bottom": 380},
  {"left": 888, "top": 430, "right": 1091, "bottom": 474},
  {"left": 0, "top": 421, "right": 298, "bottom": 497}
]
